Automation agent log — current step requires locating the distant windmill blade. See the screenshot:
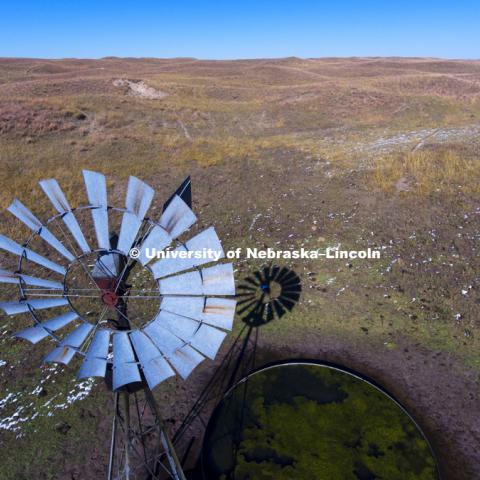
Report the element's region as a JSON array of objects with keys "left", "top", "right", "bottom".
[
  {"left": 0, "top": 268, "right": 63, "bottom": 289},
  {"left": 163, "top": 176, "right": 192, "bottom": 211},
  {"left": 150, "top": 226, "right": 224, "bottom": 276},
  {"left": 117, "top": 176, "right": 155, "bottom": 254},
  {"left": 7, "top": 199, "right": 75, "bottom": 261},
  {"left": 39, "top": 178, "right": 90, "bottom": 253},
  {"left": 0, "top": 234, "right": 66, "bottom": 275},
  {"left": 83, "top": 170, "right": 110, "bottom": 250}
]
